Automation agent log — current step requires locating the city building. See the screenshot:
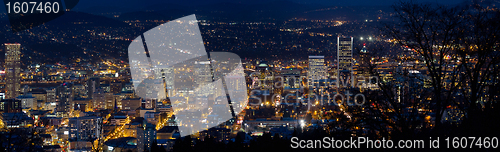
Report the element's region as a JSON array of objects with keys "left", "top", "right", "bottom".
[
  {"left": 68, "top": 116, "right": 102, "bottom": 141},
  {"left": 0, "top": 92, "right": 5, "bottom": 100},
  {"left": 194, "top": 61, "right": 213, "bottom": 96},
  {"left": 2, "top": 112, "right": 33, "bottom": 128},
  {"left": 56, "top": 83, "right": 74, "bottom": 112},
  {"left": 46, "top": 88, "right": 57, "bottom": 103},
  {"left": 104, "top": 137, "right": 137, "bottom": 152},
  {"left": 39, "top": 117, "right": 63, "bottom": 127},
  {"left": 198, "top": 127, "right": 231, "bottom": 143},
  {"left": 86, "top": 77, "right": 100, "bottom": 99},
  {"left": 255, "top": 61, "right": 275, "bottom": 90},
  {"left": 337, "top": 36, "right": 353, "bottom": 87},
  {"left": 156, "top": 105, "right": 173, "bottom": 114},
  {"left": 357, "top": 44, "right": 372, "bottom": 88},
  {"left": 137, "top": 123, "right": 156, "bottom": 152},
  {"left": 0, "top": 99, "right": 22, "bottom": 113},
  {"left": 44, "top": 102, "right": 57, "bottom": 112},
  {"left": 4, "top": 43, "right": 21, "bottom": 99},
  {"left": 156, "top": 126, "right": 180, "bottom": 140},
  {"left": 92, "top": 88, "right": 106, "bottom": 109},
  {"left": 154, "top": 67, "right": 174, "bottom": 98},
  {"left": 109, "top": 114, "right": 128, "bottom": 126},
  {"left": 105, "top": 92, "right": 115, "bottom": 110},
  {"left": 16, "top": 95, "right": 36, "bottom": 110},
  {"left": 68, "top": 141, "right": 92, "bottom": 151},
  {"left": 73, "top": 84, "right": 86, "bottom": 98},
  {"left": 122, "top": 98, "right": 142, "bottom": 110},
  {"left": 144, "top": 111, "right": 160, "bottom": 125},
  {"left": 30, "top": 89, "right": 47, "bottom": 109},
  {"left": 122, "top": 83, "right": 134, "bottom": 92},
  {"left": 282, "top": 68, "right": 301, "bottom": 90},
  {"left": 243, "top": 119, "right": 299, "bottom": 133},
  {"left": 72, "top": 98, "right": 92, "bottom": 112},
  {"left": 307, "top": 56, "right": 326, "bottom": 88},
  {"left": 110, "top": 82, "right": 122, "bottom": 94}
]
